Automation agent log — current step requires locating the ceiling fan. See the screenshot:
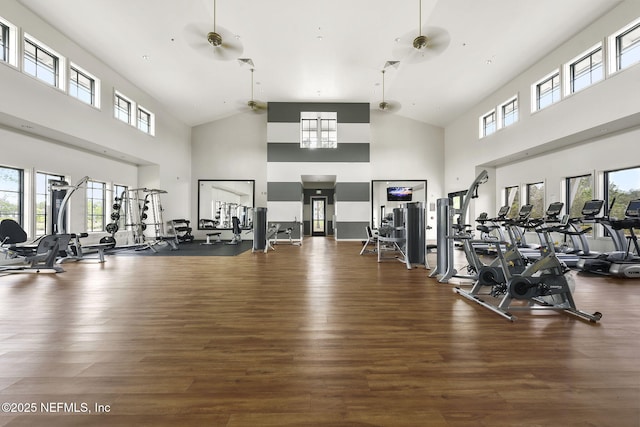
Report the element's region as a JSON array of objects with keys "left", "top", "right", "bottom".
[
  {"left": 378, "top": 67, "right": 400, "bottom": 112},
  {"left": 184, "top": 0, "right": 243, "bottom": 61},
  {"left": 246, "top": 68, "right": 266, "bottom": 113},
  {"left": 392, "top": 0, "right": 450, "bottom": 63}
]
